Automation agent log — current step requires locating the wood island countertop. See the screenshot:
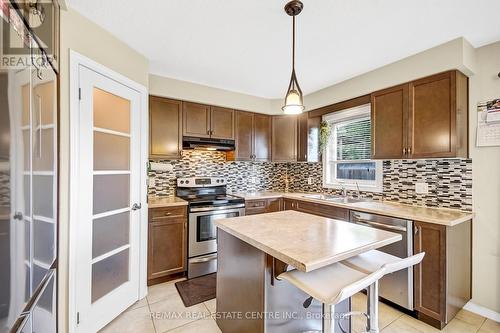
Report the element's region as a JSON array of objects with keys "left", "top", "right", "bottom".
[
  {"left": 216, "top": 210, "right": 401, "bottom": 272},
  {"left": 233, "top": 191, "right": 473, "bottom": 226}
]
